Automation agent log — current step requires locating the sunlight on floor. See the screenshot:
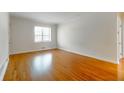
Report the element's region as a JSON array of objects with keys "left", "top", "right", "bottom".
[{"left": 32, "top": 53, "right": 53, "bottom": 73}]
